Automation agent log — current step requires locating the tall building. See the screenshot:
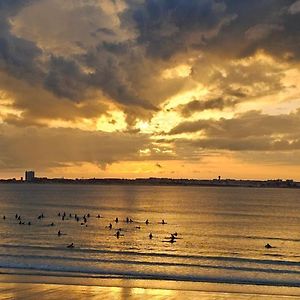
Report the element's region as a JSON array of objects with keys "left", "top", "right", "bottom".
[{"left": 25, "top": 170, "right": 35, "bottom": 182}]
